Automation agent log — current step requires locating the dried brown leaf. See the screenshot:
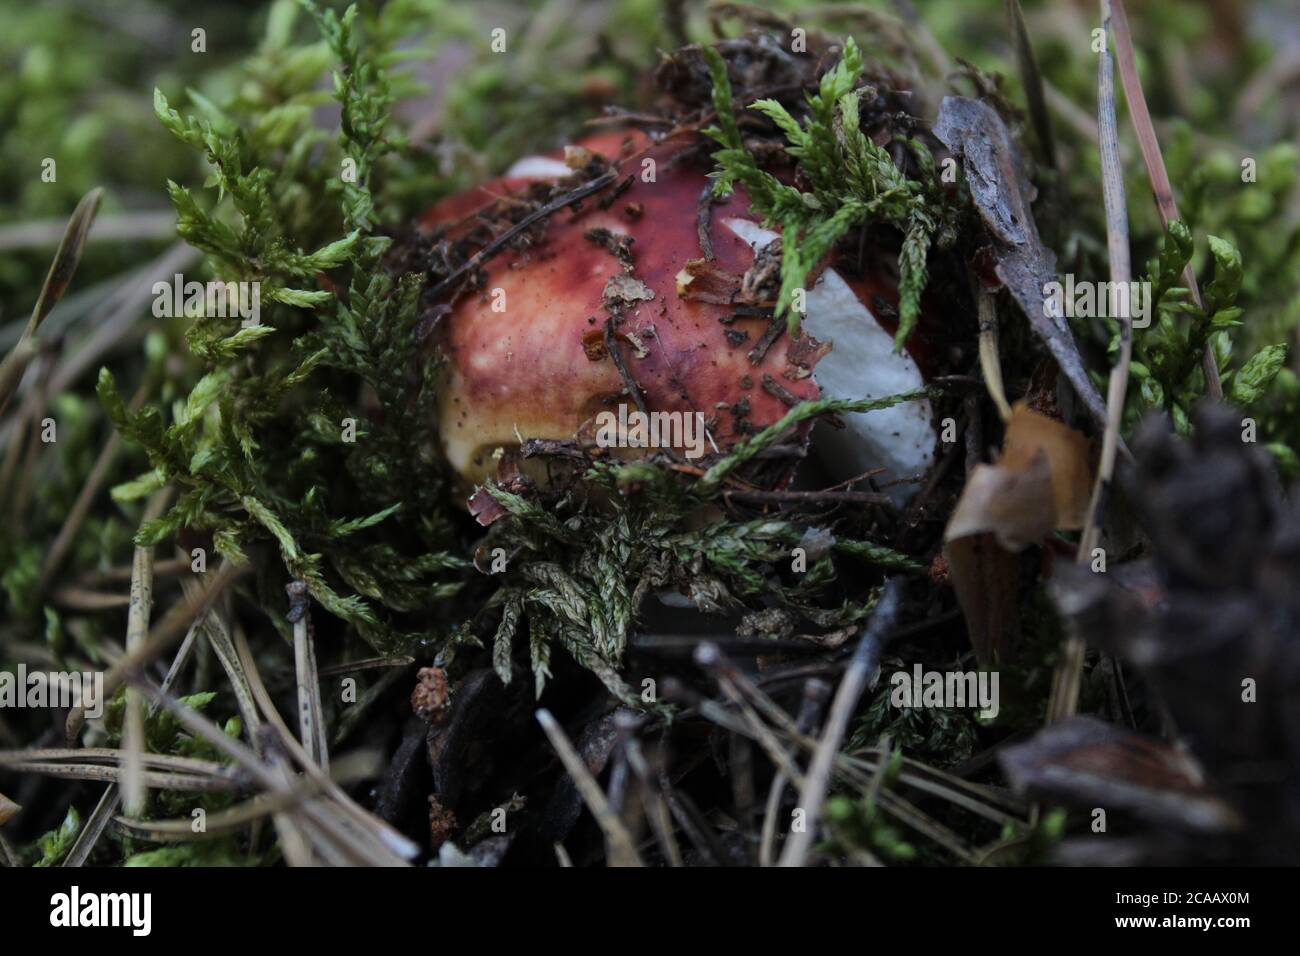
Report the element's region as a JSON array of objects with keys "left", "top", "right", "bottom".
[
  {"left": 943, "top": 532, "right": 1020, "bottom": 665},
  {"left": 675, "top": 257, "right": 742, "bottom": 304},
  {"left": 999, "top": 715, "right": 1242, "bottom": 834},
  {"left": 944, "top": 404, "right": 1091, "bottom": 663},
  {"left": 945, "top": 403, "right": 1093, "bottom": 550}
]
